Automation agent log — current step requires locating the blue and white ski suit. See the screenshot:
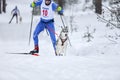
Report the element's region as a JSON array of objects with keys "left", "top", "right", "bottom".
[{"left": 33, "top": 0, "right": 59, "bottom": 51}]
